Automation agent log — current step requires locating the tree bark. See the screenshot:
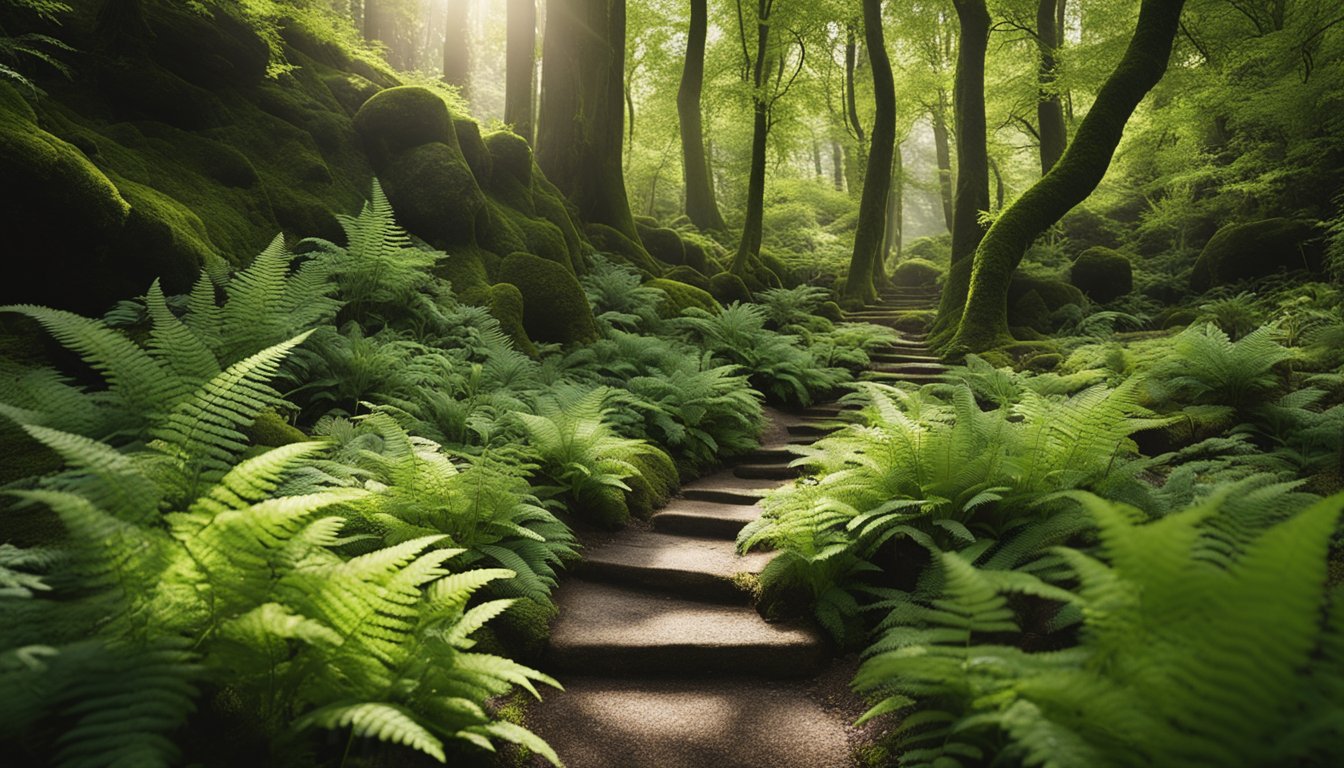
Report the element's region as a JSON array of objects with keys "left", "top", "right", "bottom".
[
  {"left": 731, "top": 0, "right": 773, "bottom": 274},
  {"left": 537, "top": 0, "right": 641, "bottom": 242},
  {"left": 505, "top": 0, "right": 536, "bottom": 142},
  {"left": 363, "top": 0, "right": 380, "bottom": 41},
  {"left": 678, "top": 0, "right": 727, "bottom": 231},
  {"left": 843, "top": 0, "right": 896, "bottom": 303},
  {"left": 931, "top": 92, "right": 954, "bottom": 232},
  {"left": 932, "top": 0, "right": 991, "bottom": 341},
  {"left": 882, "top": 143, "right": 903, "bottom": 264},
  {"left": 1036, "top": 0, "right": 1067, "bottom": 174},
  {"left": 951, "top": 0, "right": 1187, "bottom": 351},
  {"left": 443, "top": 0, "right": 470, "bottom": 94},
  {"left": 812, "top": 139, "right": 823, "bottom": 178},
  {"left": 831, "top": 139, "right": 845, "bottom": 191}
]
